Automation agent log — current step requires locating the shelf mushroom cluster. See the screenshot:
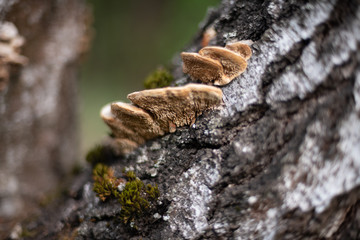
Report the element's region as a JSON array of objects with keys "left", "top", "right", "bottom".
[
  {"left": 181, "top": 41, "right": 252, "bottom": 86},
  {"left": 0, "top": 22, "right": 28, "bottom": 91},
  {"left": 101, "top": 41, "right": 251, "bottom": 154},
  {"left": 101, "top": 84, "right": 223, "bottom": 154}
]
